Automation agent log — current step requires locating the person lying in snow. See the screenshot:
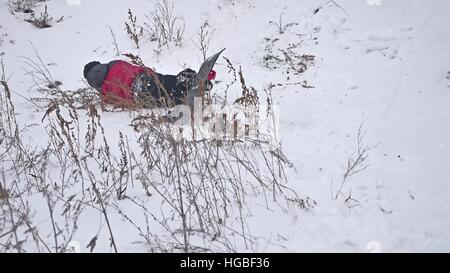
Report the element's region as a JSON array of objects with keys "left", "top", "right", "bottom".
[{"left": 83, "top": 60, "right": 216, "bottom": 108}]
